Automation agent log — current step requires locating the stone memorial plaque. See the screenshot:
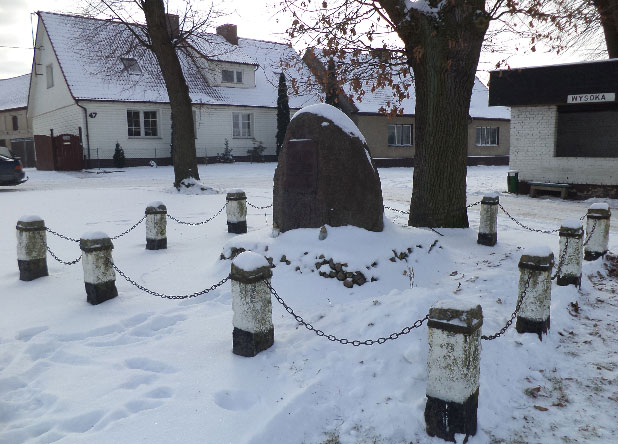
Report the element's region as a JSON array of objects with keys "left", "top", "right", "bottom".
[{"left": 284, "top": 139, "right": 318, "bottom": 192}]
